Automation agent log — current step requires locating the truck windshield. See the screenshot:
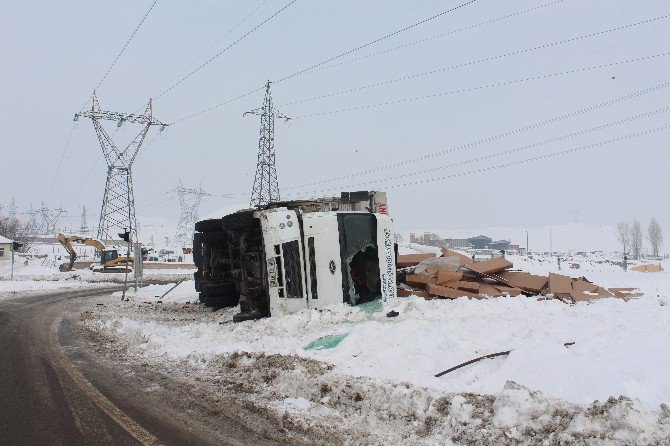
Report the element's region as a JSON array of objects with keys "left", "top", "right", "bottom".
[{"left": 338, "top": 214, "right": 380, "bottom": 305}]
